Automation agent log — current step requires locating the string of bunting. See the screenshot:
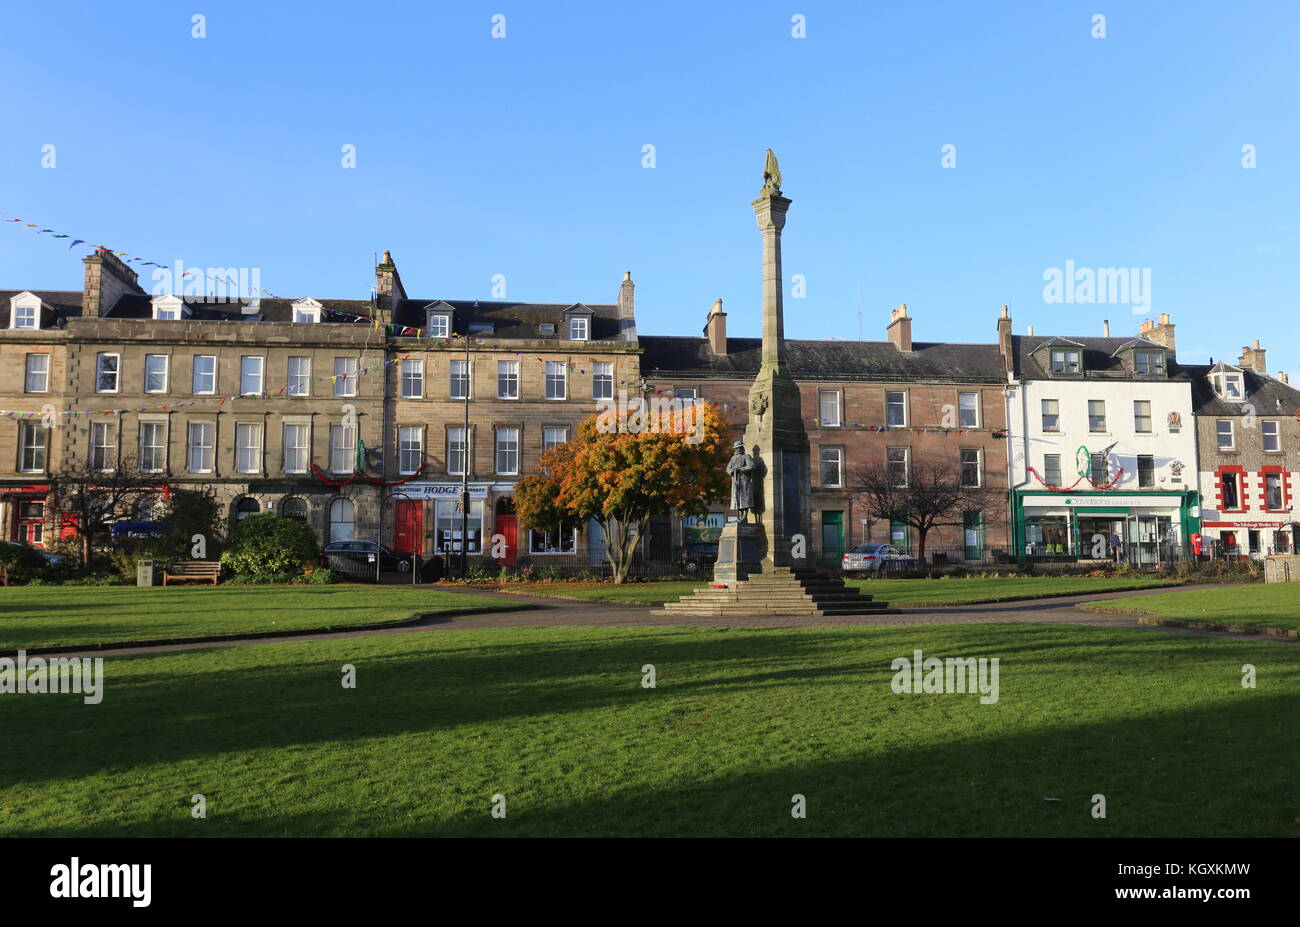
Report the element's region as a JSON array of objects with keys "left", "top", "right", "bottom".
[{"left": 1025, "top": 464, "right": 1126, "bottom": 492}]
